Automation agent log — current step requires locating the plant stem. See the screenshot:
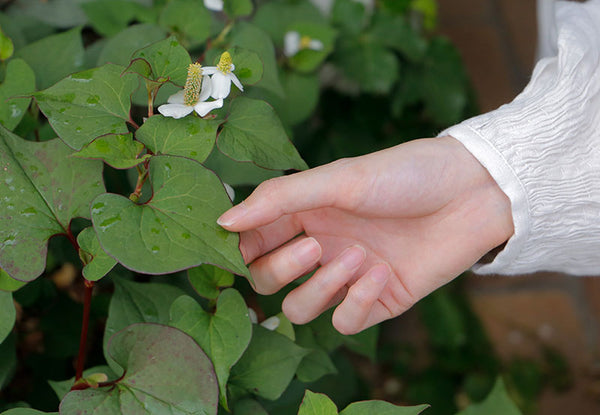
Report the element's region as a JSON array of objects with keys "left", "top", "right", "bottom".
[
  {"left": 129, "top": 161, "right": 149, "bottom": 202},
  {"left": 213, "top": 20, "right": 235, "bottom": 48},
  {"left": 75, "top": 279, "right": 94, "bottom": 381}
]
